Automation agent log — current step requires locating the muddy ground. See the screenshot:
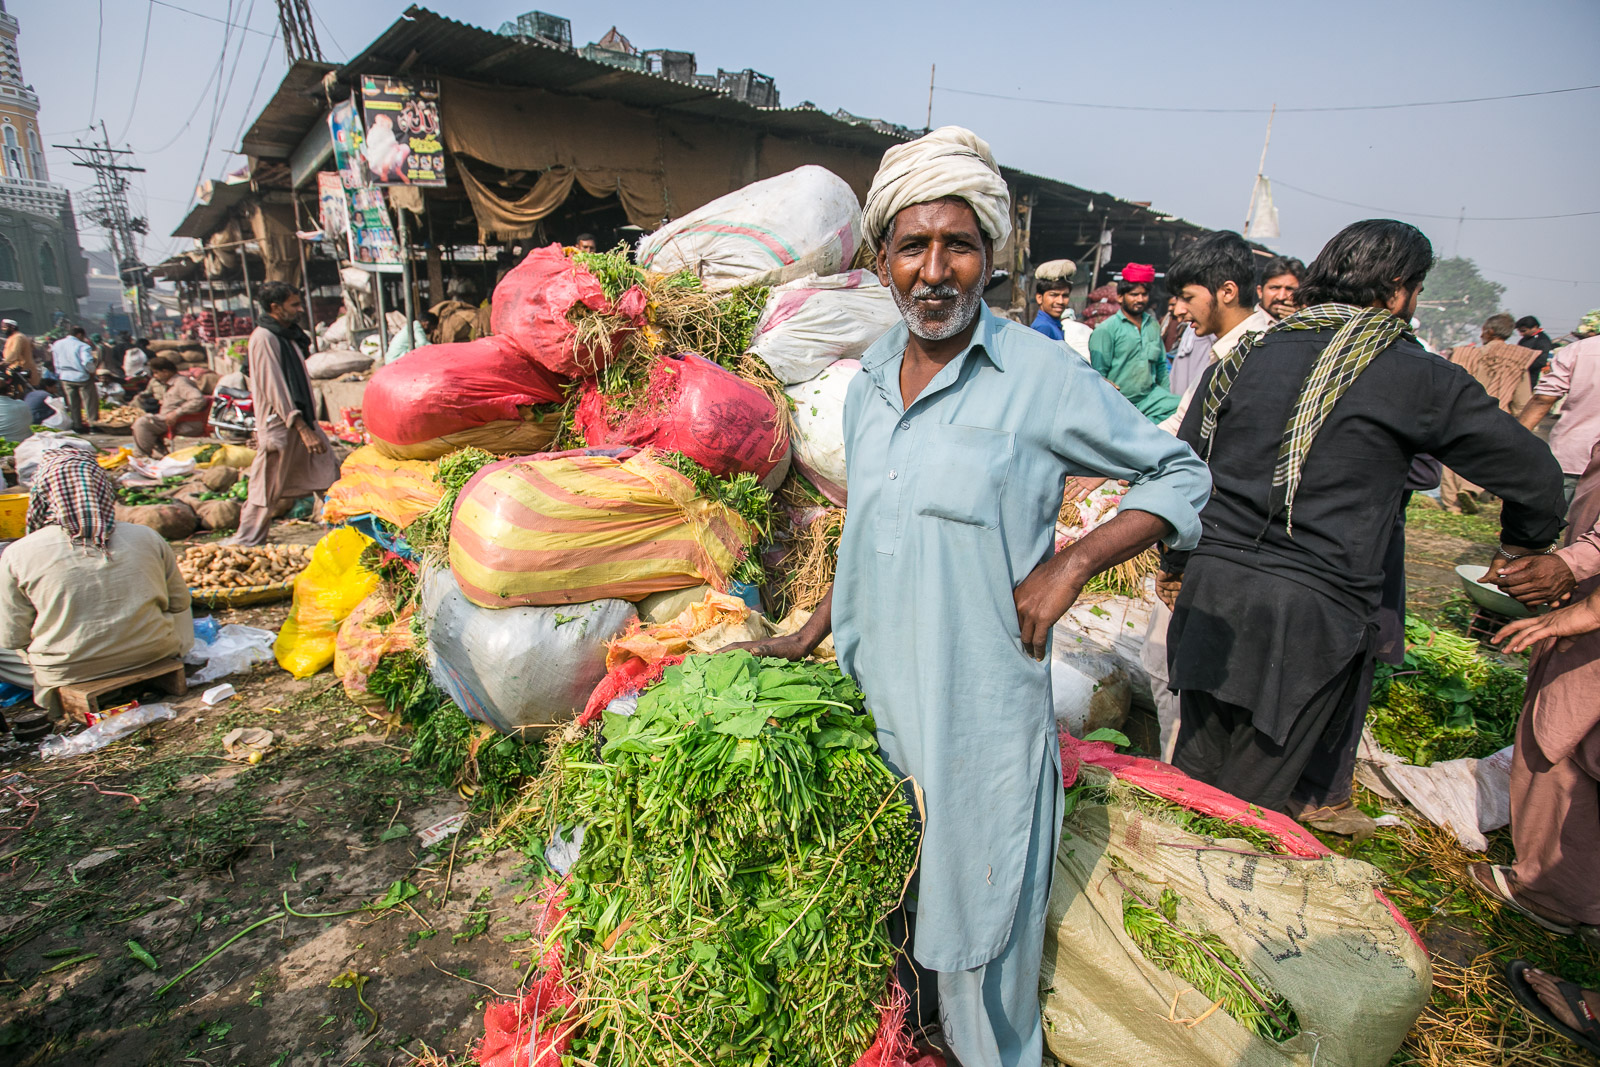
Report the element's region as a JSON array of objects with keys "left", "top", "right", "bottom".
[{"left": 0, "top": 489, "right": 1539, "bottom": 1067}]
